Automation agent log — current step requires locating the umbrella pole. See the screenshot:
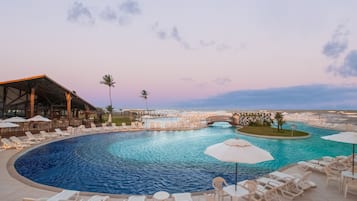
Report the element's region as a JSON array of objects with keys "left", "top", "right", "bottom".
[
  {"left": 235, "top": 163, "right": 238, "bottom": 191},
  {"left": 353, "top": 144, "right": 355, "bottom": 175}
]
